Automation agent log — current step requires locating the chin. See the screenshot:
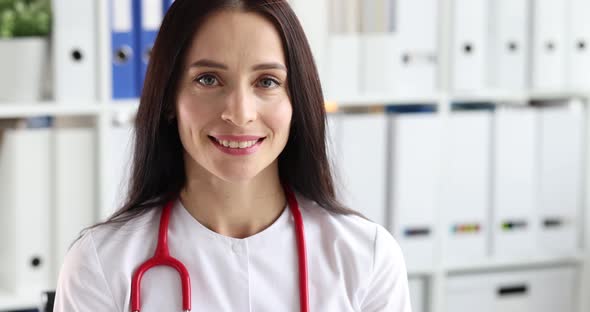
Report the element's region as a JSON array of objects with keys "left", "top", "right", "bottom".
[{"left": 211, "top": 166, "right": 266, "bottom": 184}]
